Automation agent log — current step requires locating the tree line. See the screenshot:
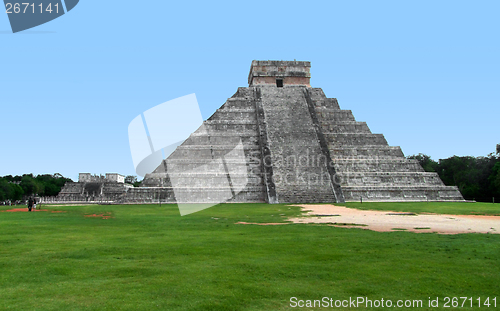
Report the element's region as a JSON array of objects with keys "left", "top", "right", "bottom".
[
  {"left": 124, "top": 175, "right": 143, "bottom": 187},
  {"left": 0, "top": 174, "right": 73, "bottom": 202},
  {"left": 408, "top": 144, "right": 500, "bottom": 202}
]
